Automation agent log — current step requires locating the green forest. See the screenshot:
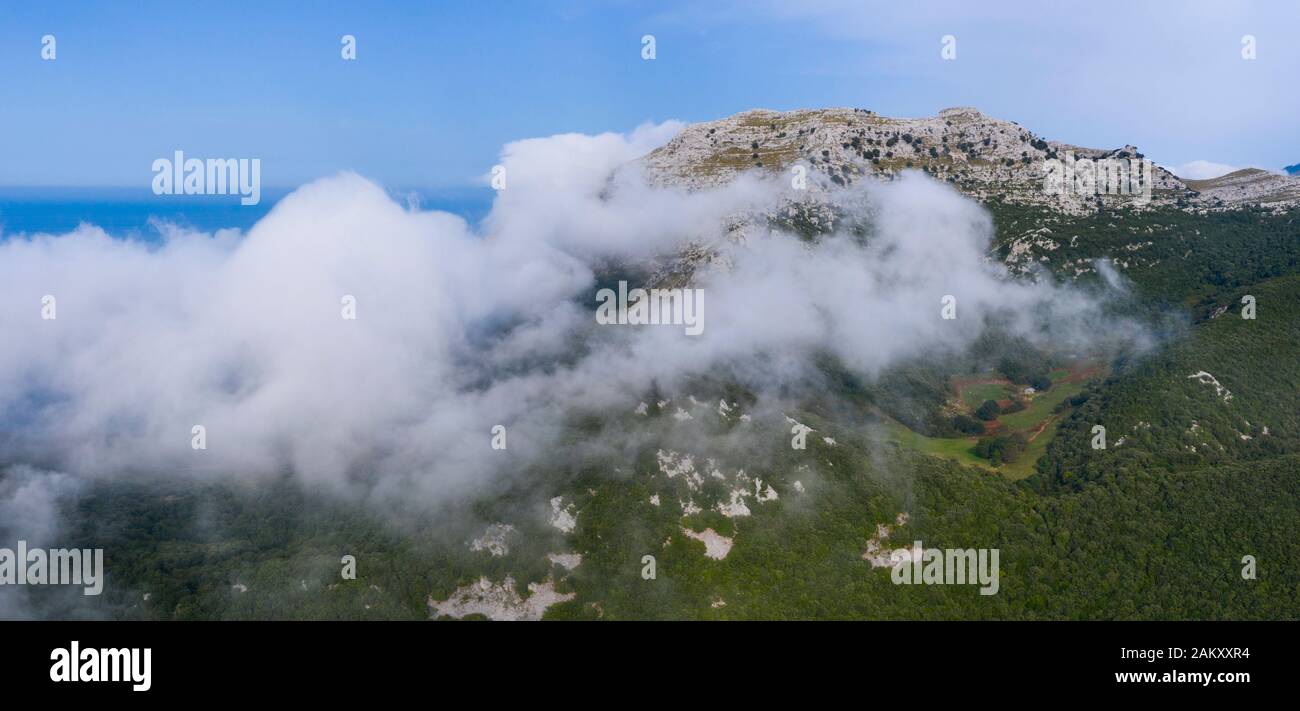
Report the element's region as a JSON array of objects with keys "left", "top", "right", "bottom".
[{"left": 15, "top": 205, "right": 1300, "bottom": 621}]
